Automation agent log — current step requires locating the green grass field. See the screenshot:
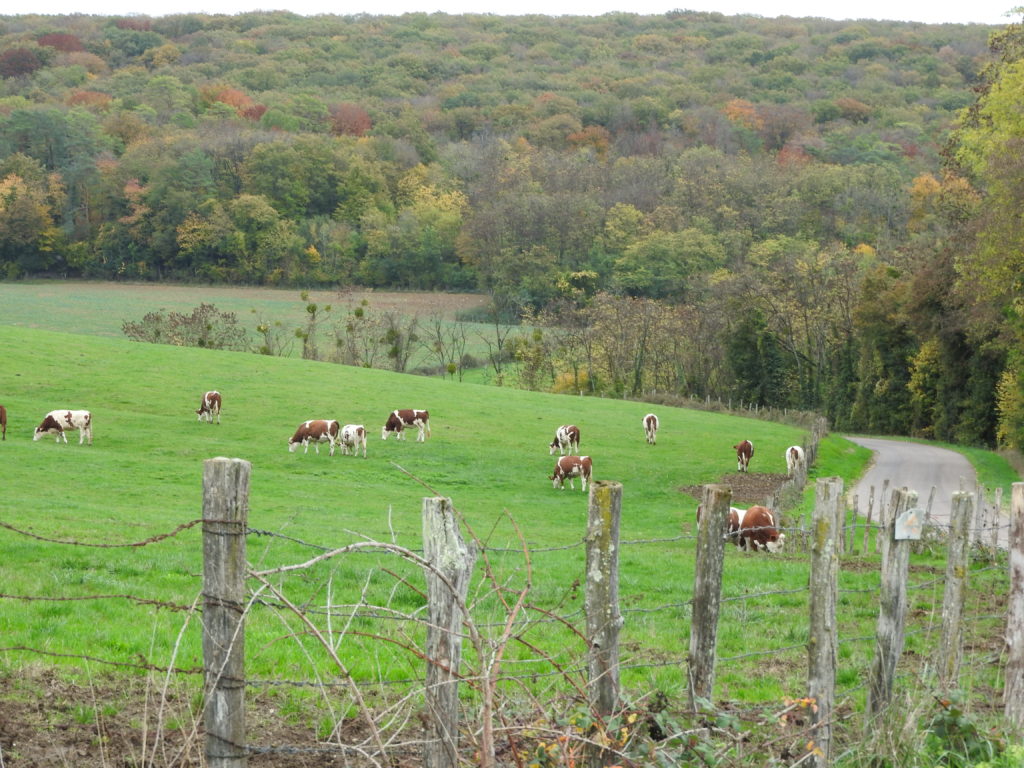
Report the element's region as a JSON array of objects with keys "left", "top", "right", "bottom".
[
  {"left": 0, "top": 306, "right": 1016, "bottom": 757},
  {"left": 0, "top": 280, "right": 498, "bottom": 370}
]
